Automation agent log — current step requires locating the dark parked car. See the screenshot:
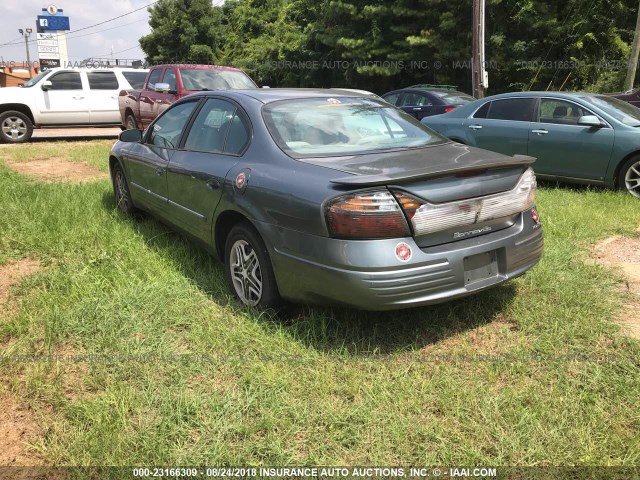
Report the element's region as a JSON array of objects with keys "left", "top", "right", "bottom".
[
  {"left": 422, "top": 92, "right": 640, "bottom": 198},
  {"left": 382, "top": 85, "right": 475, "bottom": 120},
  {"left": 609, "top": 88, "right": 640, "bottom": 108},
  {"left": 110, "top": 89, "right": 543, "bottom": 310}
]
